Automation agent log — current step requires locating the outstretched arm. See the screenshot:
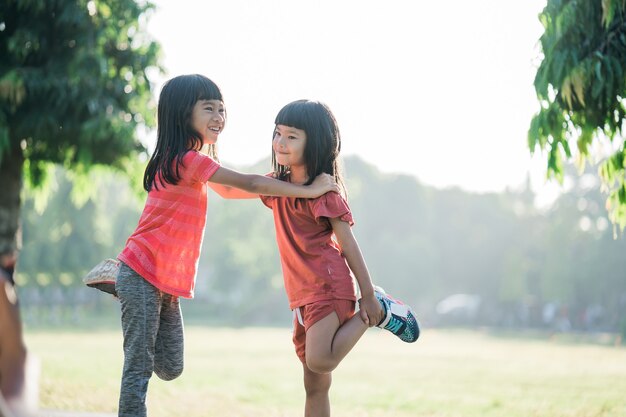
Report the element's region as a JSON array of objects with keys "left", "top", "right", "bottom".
[
  {"left": 329, "top": 217, "right": 384, "bottom": 327},
  {"left": 208, "top": 166, "right": 339, "bottom": 199},
  {"left": 208, "top": 182, "right": 259, "bottom": 199}
]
